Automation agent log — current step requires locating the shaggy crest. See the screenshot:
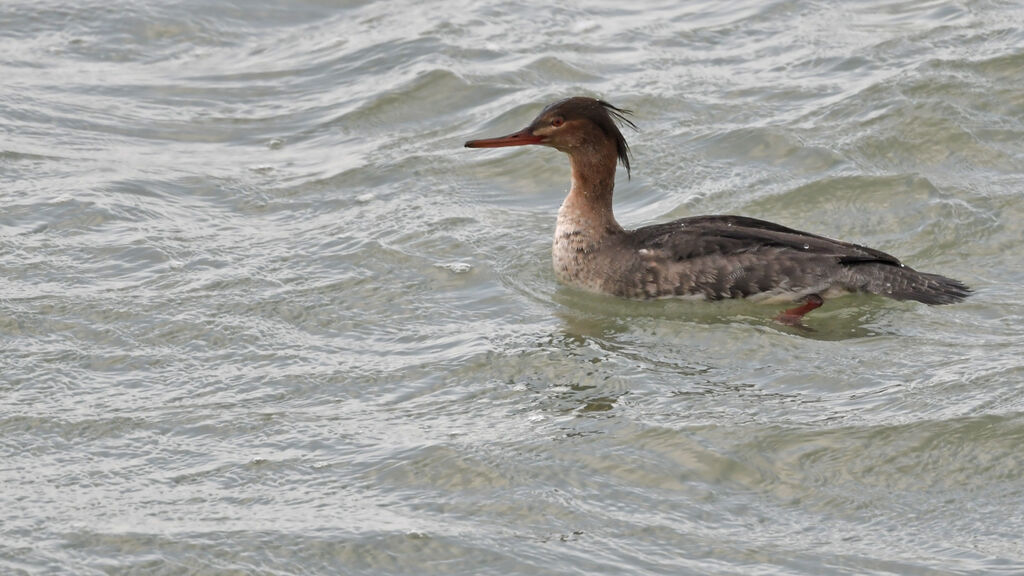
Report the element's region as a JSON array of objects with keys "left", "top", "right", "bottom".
[{"left": 537, "top": 97, "right": 637, "bottom": 177}]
